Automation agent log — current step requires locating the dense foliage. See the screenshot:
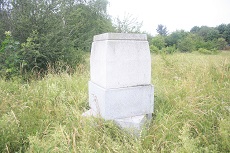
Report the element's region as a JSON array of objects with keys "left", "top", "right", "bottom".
[
  {"left": 0, "top": 0, "right": 115, "bottom": 79},
  {"left": 0, "top": 52, "right": 229, "bottom": 152},
  {"left": 150, "top": 24, "right": 230, "bottom": 54}
]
